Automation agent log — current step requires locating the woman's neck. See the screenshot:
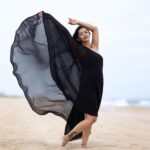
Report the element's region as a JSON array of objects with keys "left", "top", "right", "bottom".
[{"left": 81, "top": 42, "right": 91, "bottom": 49}]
